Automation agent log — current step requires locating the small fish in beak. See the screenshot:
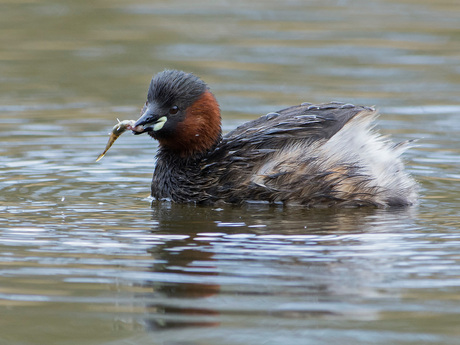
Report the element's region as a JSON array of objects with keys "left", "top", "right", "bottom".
[{"left": 95, "top": 119, "right": 143, "bottom": 162}]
